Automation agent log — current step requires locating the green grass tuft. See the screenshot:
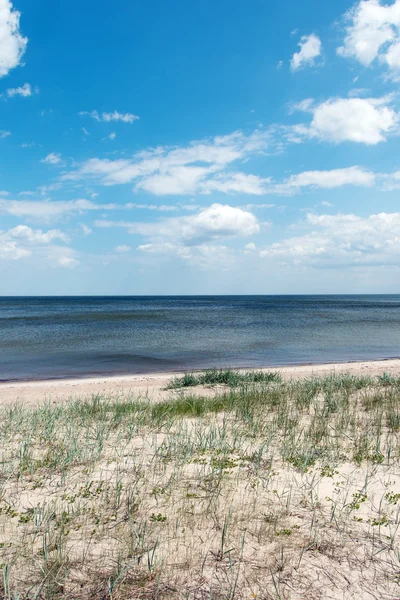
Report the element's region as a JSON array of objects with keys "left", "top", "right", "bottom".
[{"left": 165, "top": 369, "right": 282, "bottom": 390}]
